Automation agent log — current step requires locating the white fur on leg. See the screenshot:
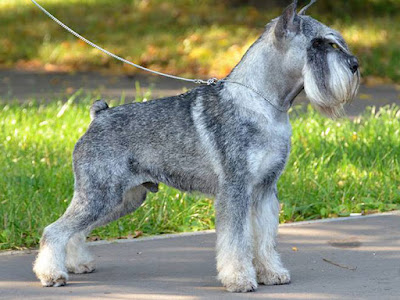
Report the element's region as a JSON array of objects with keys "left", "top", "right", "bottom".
[
  {"left": 65, "top": 232, "right": 95, "bottom": 274},
  {"left": 216, "top": 218, "right": 257, "bottom": 293},
  {"left": 33, "top": 224, "right": 69, "bottom": 287},
  {"left": 253, "top": 249, "right": 290, "bottom": 285},
  {"left": 217, "top": 253, "right": 258, "bottom": 292},
  {"left": 252, "top": 193, "right": 291, "bottom": 285}
]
